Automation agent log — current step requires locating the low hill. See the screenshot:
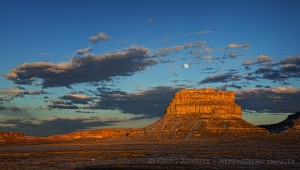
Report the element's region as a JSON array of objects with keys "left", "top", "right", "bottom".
[
  {"left": 259, "top": 111, "right": 300, "bottom": 134},
  {"left": 0, "top": 132, "right": 25, "bottom": 143}
]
